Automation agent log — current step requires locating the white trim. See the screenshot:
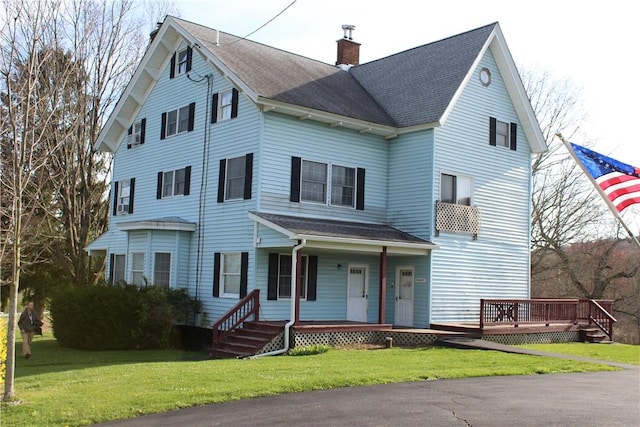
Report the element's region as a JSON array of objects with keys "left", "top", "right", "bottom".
[{"left": 118, "top": 220, "right": 196, "bottom": 232}]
